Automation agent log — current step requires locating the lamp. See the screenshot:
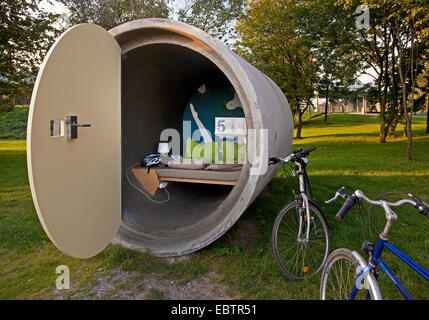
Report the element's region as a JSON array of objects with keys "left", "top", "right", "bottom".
[
  {"left": 158, "top": 142, "right": 169, "bottom": 154},
  {"left": 158, "top": 142, "right": 170, "bottom": 165}
]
